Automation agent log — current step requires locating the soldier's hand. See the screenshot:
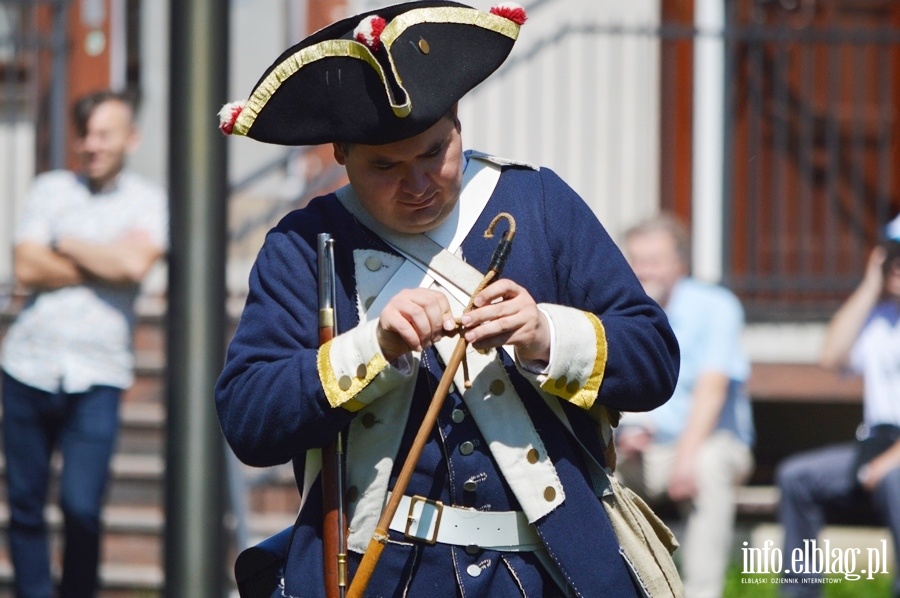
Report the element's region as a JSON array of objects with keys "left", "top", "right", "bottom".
[
  {"left": 460, "top": 279, "right": 550, "bottom": 364},
  {"left": 377, "top": 288, "right": 456, "bottom": 362}
]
